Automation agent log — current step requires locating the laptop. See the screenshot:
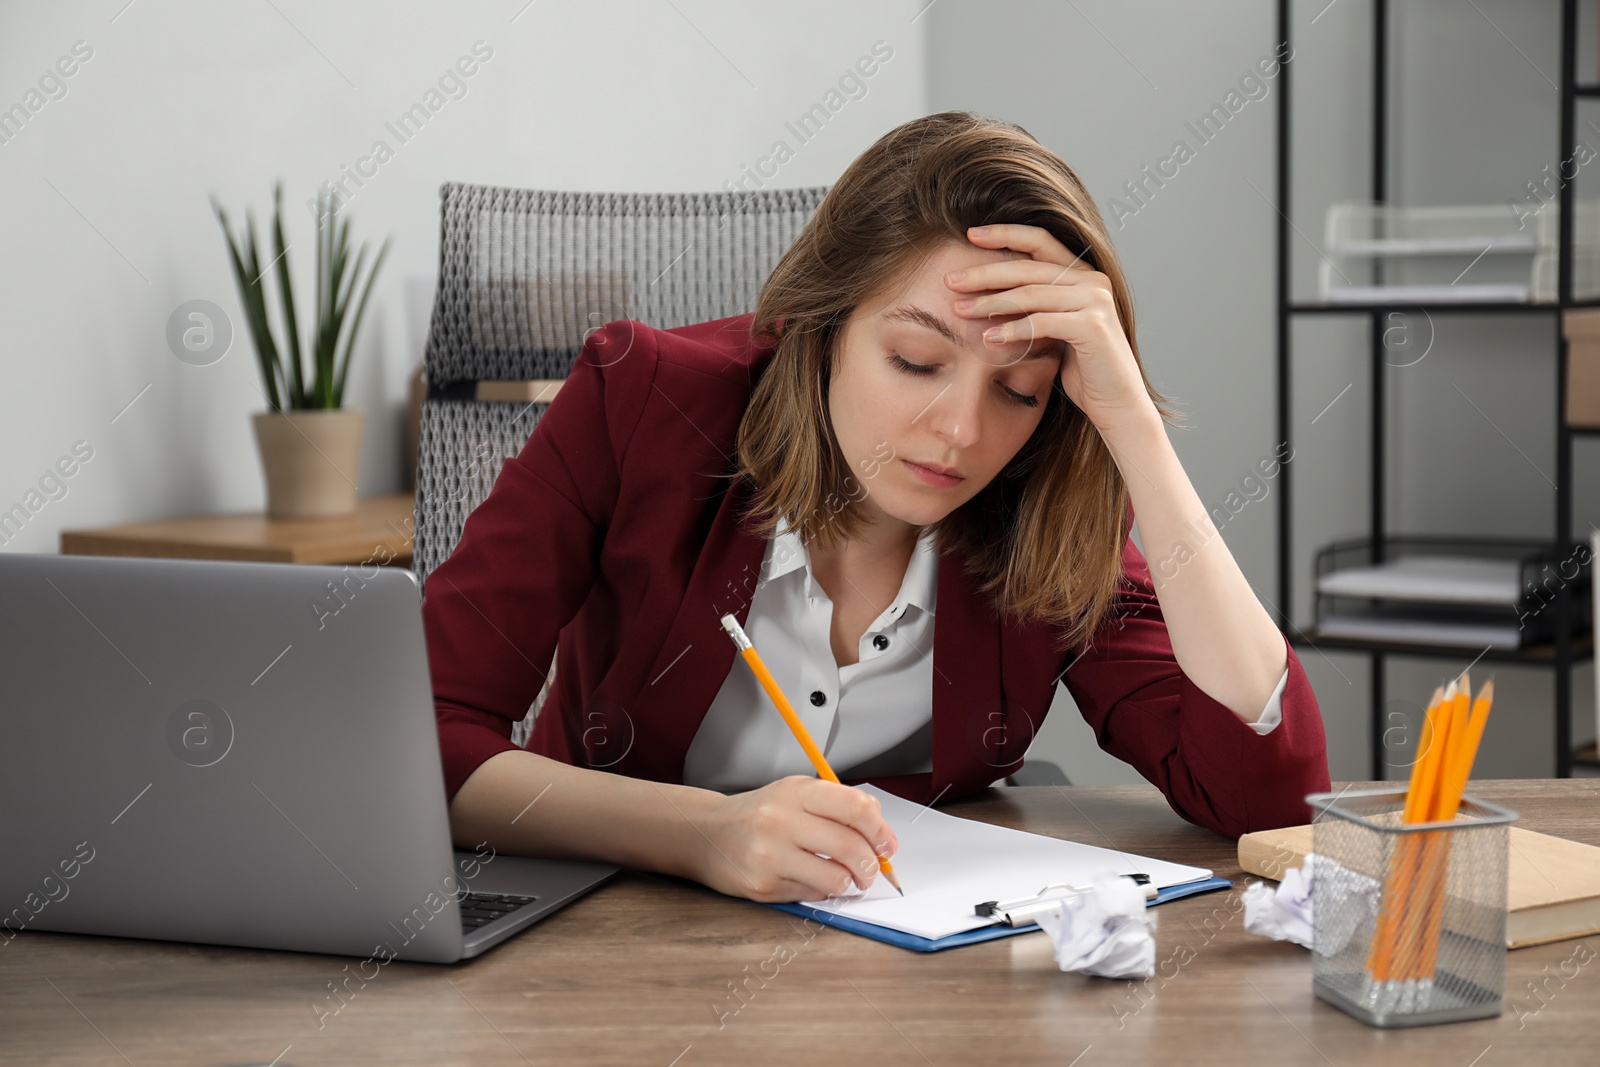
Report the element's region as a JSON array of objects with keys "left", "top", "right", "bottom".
[{"left": 0, "top": 552, "right": 618, "bottom": 963}]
